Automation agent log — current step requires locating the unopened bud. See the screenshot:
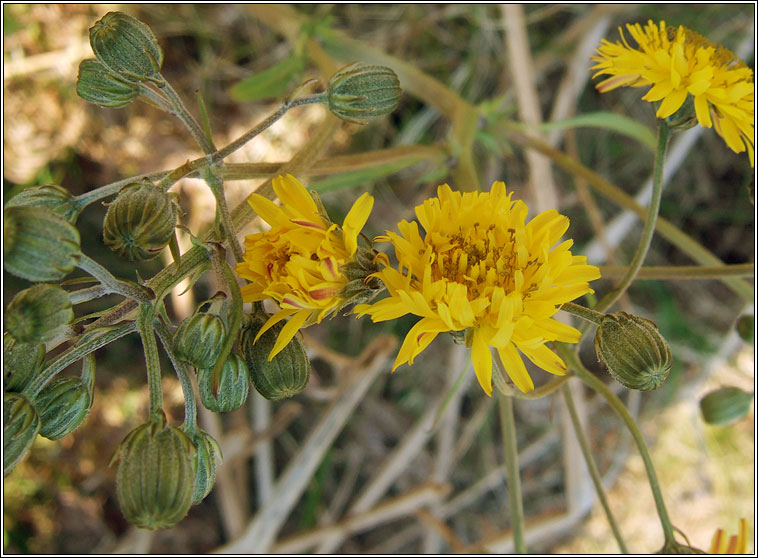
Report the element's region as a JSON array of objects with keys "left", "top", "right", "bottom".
[
  {"left": 326, "top": 62, "right": 401, "bottom": 124},
  {"left": 3, "top": 206, "right": 82, "bottom": 282},
  {"left": 113, "top": 411, "right": 196, "bottom": 529},
  {"left": 700, "top": 386, "right": 754, "bottom": 426},
  {"left": 736, "top": 314, "right": 754, "bottom": 344},
  {"left": 174, "top": 312, "right": 226, "bottom": 370},
  {"left": 89, "top": 11, "right": 163, "bottom": 82},
  {"left": 5, "top": 184, "right": 83, "bottom": 224},
  {"left": 198, "top": 353, "right": 250, "bottom": 413},
  {"left": 77, "top": 58, "right": 140, "bottom": 108},
  {"left": 655, "top": 539, "right": 706, "bottom": 554},
  {"left": 34, "top": 377, "right": 93, "bottom": 440},
  {"left": 102, "top": 179, "right": 178, "bottom": 261},
  {"left": 5, "top": 284, "right": 73, "bottom": 344},
  {"left": 594, "top": 312, "right": 672, "bottom": 391},
  {"left": 4, "top": 392, "right": 41, "bottom": 476},
  {"left": 241, "top": 317, "right": 310, "bottom": 401},
  {"left": 3, "top": 333, "right": 45, "bottom": 393},
  {"left": 186, "top": 429, "right": 222, "bottom": 504}
]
